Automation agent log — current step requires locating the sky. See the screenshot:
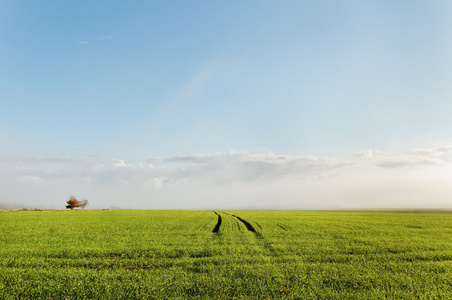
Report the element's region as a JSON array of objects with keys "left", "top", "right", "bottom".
[{"left": 1, "top": 1, "right": 452, "bottom": 210}]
